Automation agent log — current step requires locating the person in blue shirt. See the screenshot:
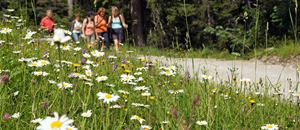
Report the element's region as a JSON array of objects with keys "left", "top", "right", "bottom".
[{"left": 107, "top": 6, "right": 128, "bottom": 52}]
